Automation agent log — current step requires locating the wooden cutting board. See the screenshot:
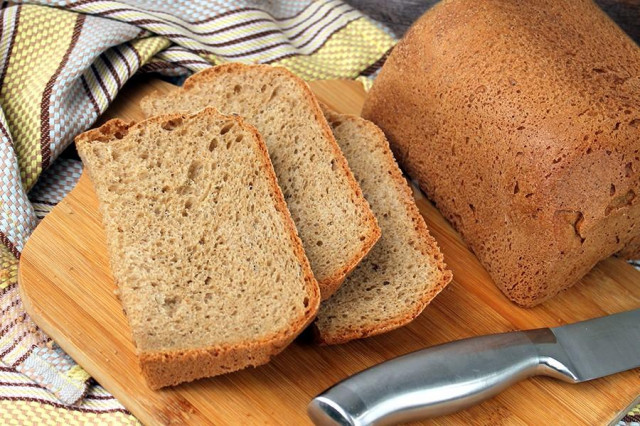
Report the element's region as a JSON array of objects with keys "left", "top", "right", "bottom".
[{"left": 18, "top": 77, "right": 640, "bottom": 425}]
